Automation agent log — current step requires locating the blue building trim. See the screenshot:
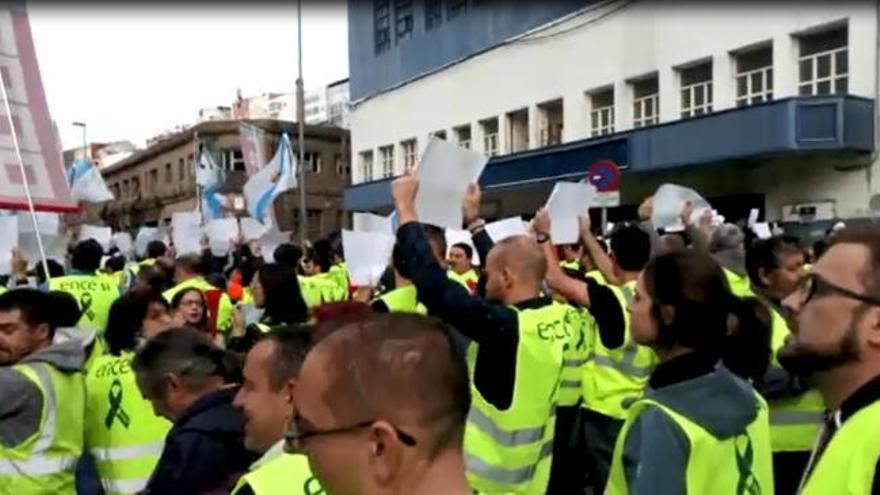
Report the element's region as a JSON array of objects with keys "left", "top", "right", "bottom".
[{"left": 345, "top": 95, "right": 875, "bottom": 212}]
